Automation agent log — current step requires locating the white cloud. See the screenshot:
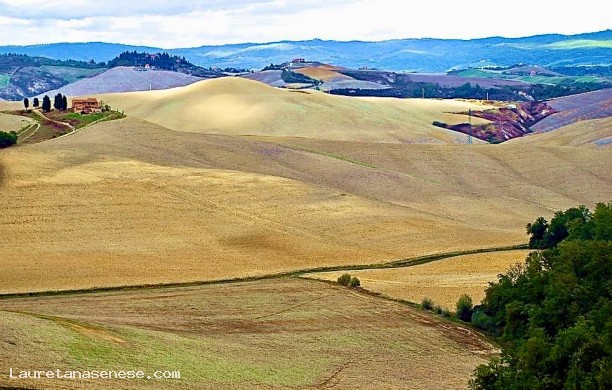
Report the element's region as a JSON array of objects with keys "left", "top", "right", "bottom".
[{"left": 0, "top": 0, "right": 609, "bottom": 47}]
